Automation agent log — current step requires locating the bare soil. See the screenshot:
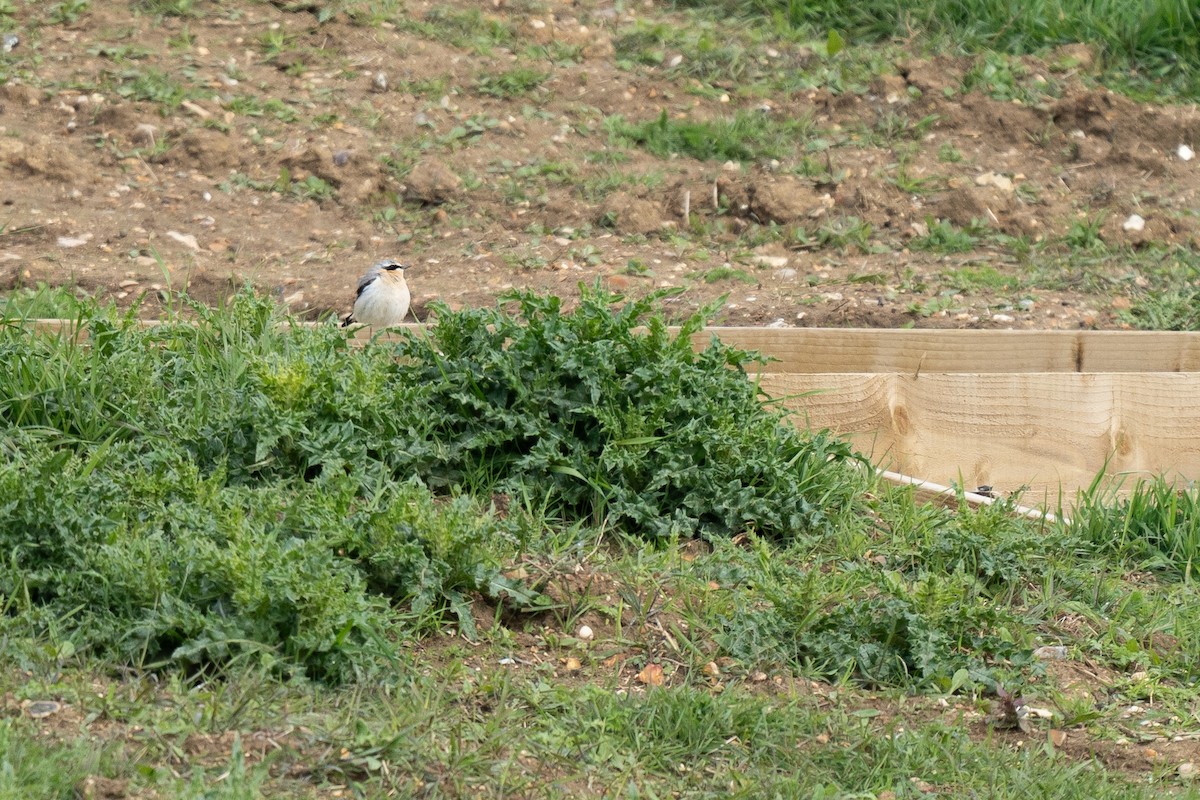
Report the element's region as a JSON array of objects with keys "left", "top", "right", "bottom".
[{"left": 3, "top": 1, "right": 1199, "bottom": 328}]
